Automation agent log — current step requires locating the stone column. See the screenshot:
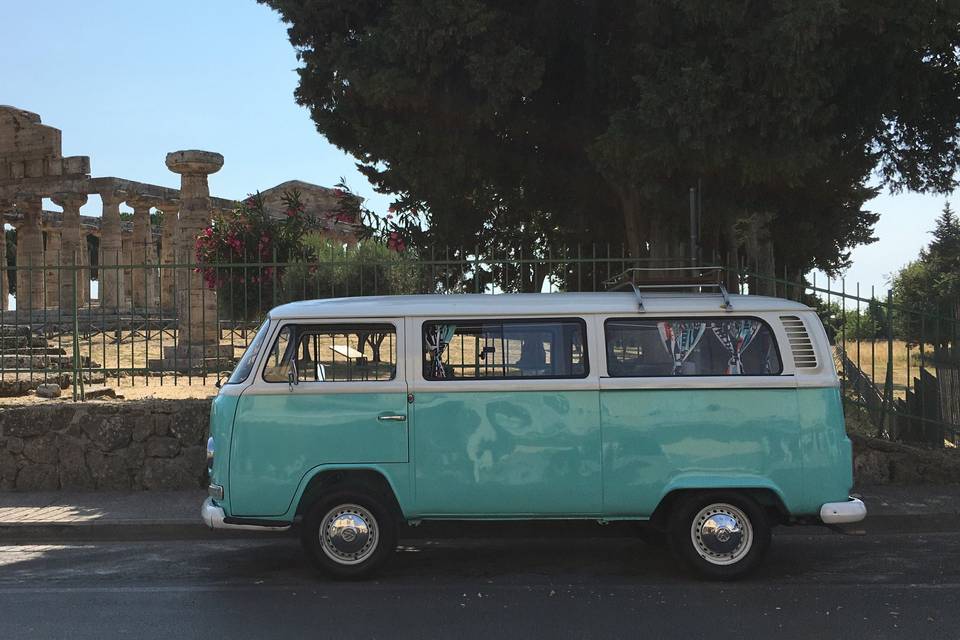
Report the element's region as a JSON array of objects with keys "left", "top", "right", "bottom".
[
  {"left": 78, "top": 231, "right": 89, "bottom": 306},
  {"left": 0, "top": 199, "right": 9, "bottom": 311},
  {"left": 159, "top": 199, "right": 179, "bottom": 311},
  {"left": 98, "top": 191, "right": 125, "bottom": 310},
  {"left": 43, "top": 225, "right": 62, "bottom": 308},
  {"left": 121, "top": 227, "right": 133, "bottom": 306},
  {"left": 128, "top": 195, "right": 158, "bottom": 310},
  {"left": 166, "top": 150, "right": 223, "bottom": 368},
  {"left": 13, "top": 196, "right": 45, "bottom": 311},
  {"left": 51, "top": 193, "right": 87, "bottom": 311}
]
